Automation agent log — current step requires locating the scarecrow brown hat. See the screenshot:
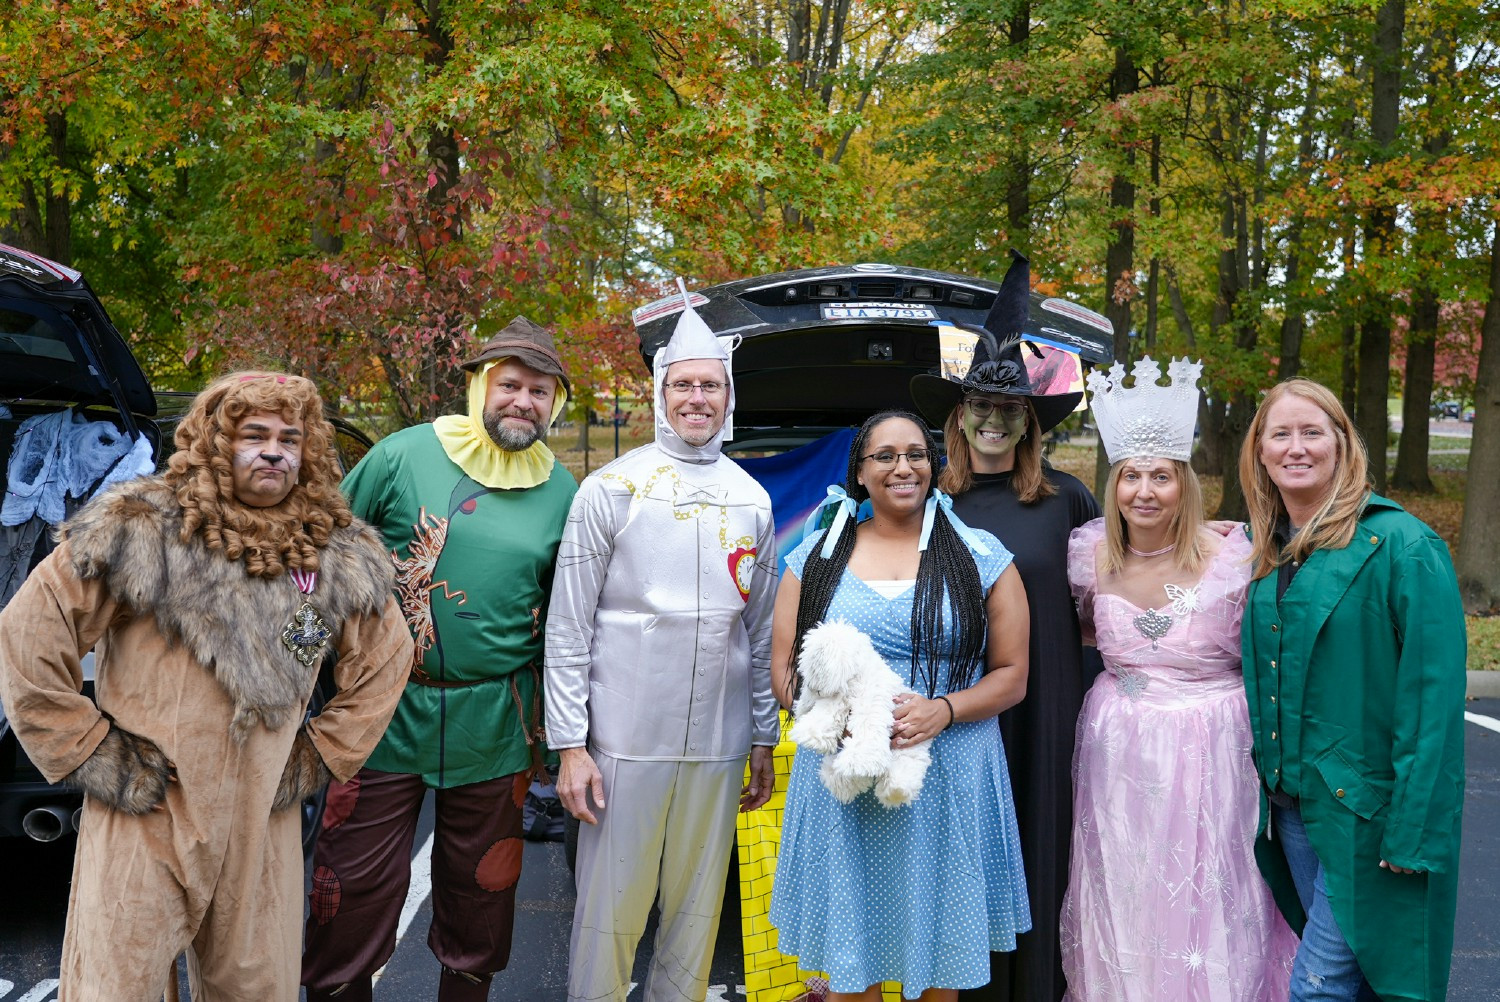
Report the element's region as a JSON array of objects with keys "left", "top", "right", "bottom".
[{"left": 461, "top": 315, "right": 572, "bottom": 397}]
